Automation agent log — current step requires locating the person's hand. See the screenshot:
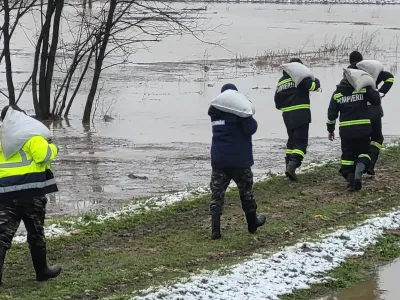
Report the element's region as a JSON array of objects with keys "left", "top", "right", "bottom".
[
  {"left": 328, "top": 132, "right": 335, "bottom": 141},
  {"left": 380, "top": 92, "right": 385, "bottom": 98}
]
